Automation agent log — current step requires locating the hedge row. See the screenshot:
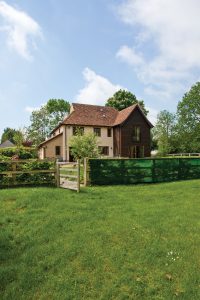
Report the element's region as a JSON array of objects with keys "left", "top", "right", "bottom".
[
  {"left": 89, "top": 157, "right": 200, "bottom": 185},
  {"left": 0, "top": 147, "right": 38, "bottom": 160},
  {"left": 0, "top": 159, "right": 56, "bottom": 187}
]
